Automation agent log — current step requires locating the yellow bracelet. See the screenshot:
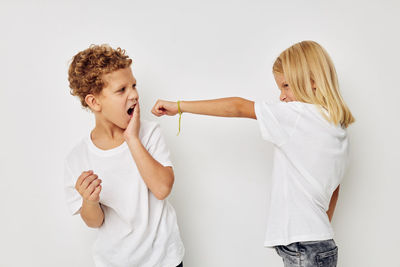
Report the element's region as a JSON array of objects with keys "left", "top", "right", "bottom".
[{"left": 177, "top": 100, "right": 182, "bottom": 136}]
